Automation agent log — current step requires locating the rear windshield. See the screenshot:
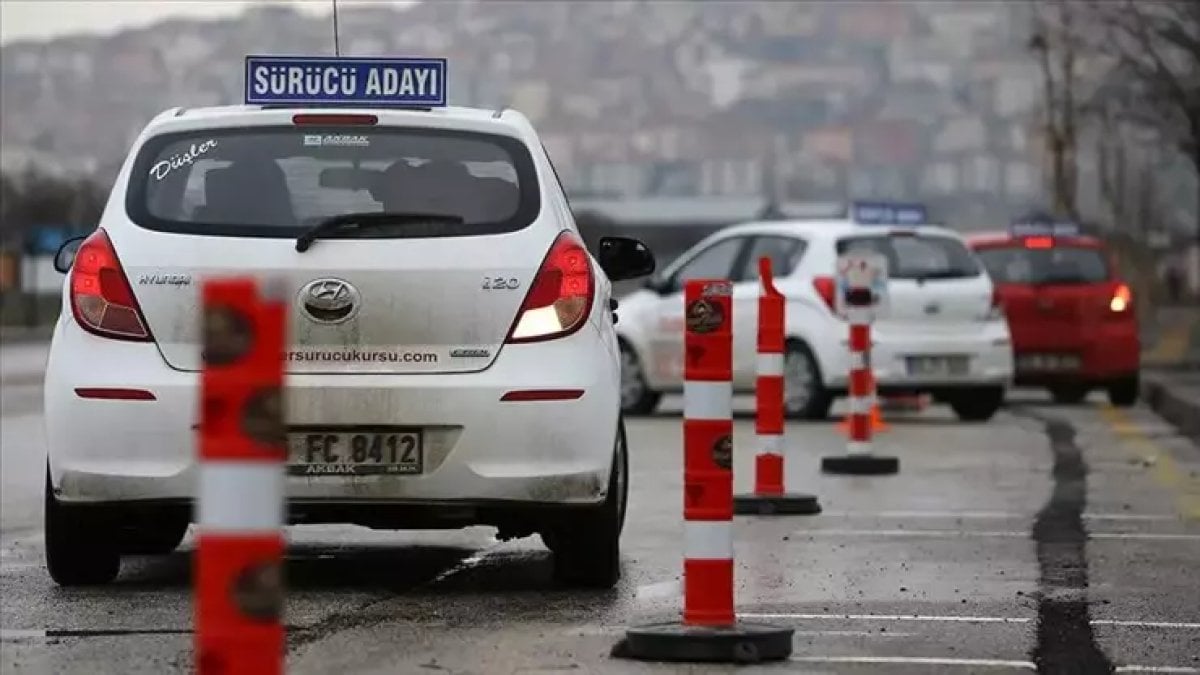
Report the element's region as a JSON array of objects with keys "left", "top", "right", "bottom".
[
  {"left": 835, "top": 234, "right": 981, "bottom": 280},
  {"left": 975, "top": 245, "right": 1110, "bottom": 284},
  {"left": 125, "top": 126, "right": 540, "bottom": 238}
]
